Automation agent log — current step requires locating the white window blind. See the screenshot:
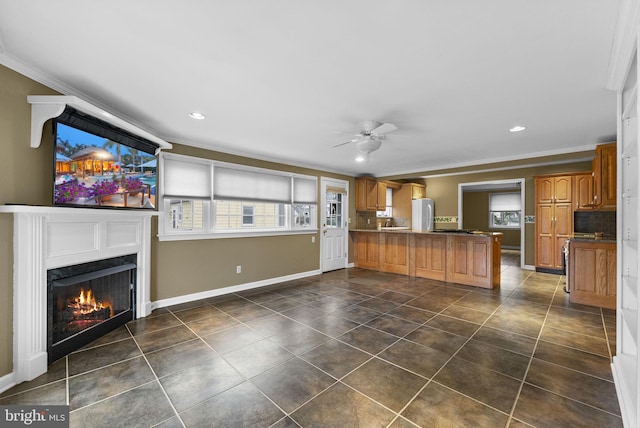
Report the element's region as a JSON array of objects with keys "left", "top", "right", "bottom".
[
  {"left": 293, "top": 177, "right": 318, "bottom": 204},
  {"left": 163, "top": 157, "right": 211, "bottom": 199},
  {"left": 214, "top": 166, "right": 292, "bottom": 203},
  {"left": 489, "top": 192, "right": 521, "bottom": 211}
]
